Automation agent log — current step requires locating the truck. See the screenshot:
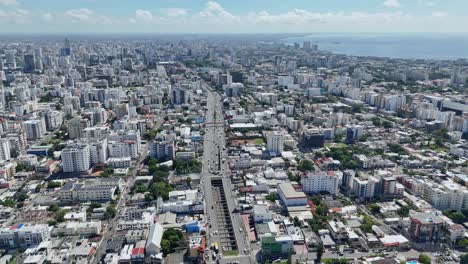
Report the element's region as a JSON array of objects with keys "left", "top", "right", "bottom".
[{"left": 214, "top": 242, "right": 219, "bottom": 253}]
